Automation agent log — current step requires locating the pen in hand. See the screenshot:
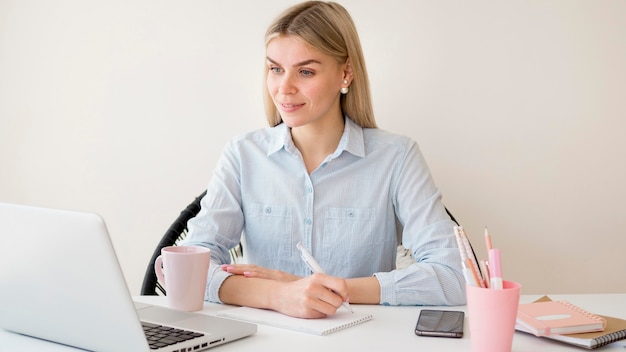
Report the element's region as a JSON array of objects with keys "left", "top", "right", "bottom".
[{"left": 296, "top": 241, "right": 353, "bottom": 313}]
